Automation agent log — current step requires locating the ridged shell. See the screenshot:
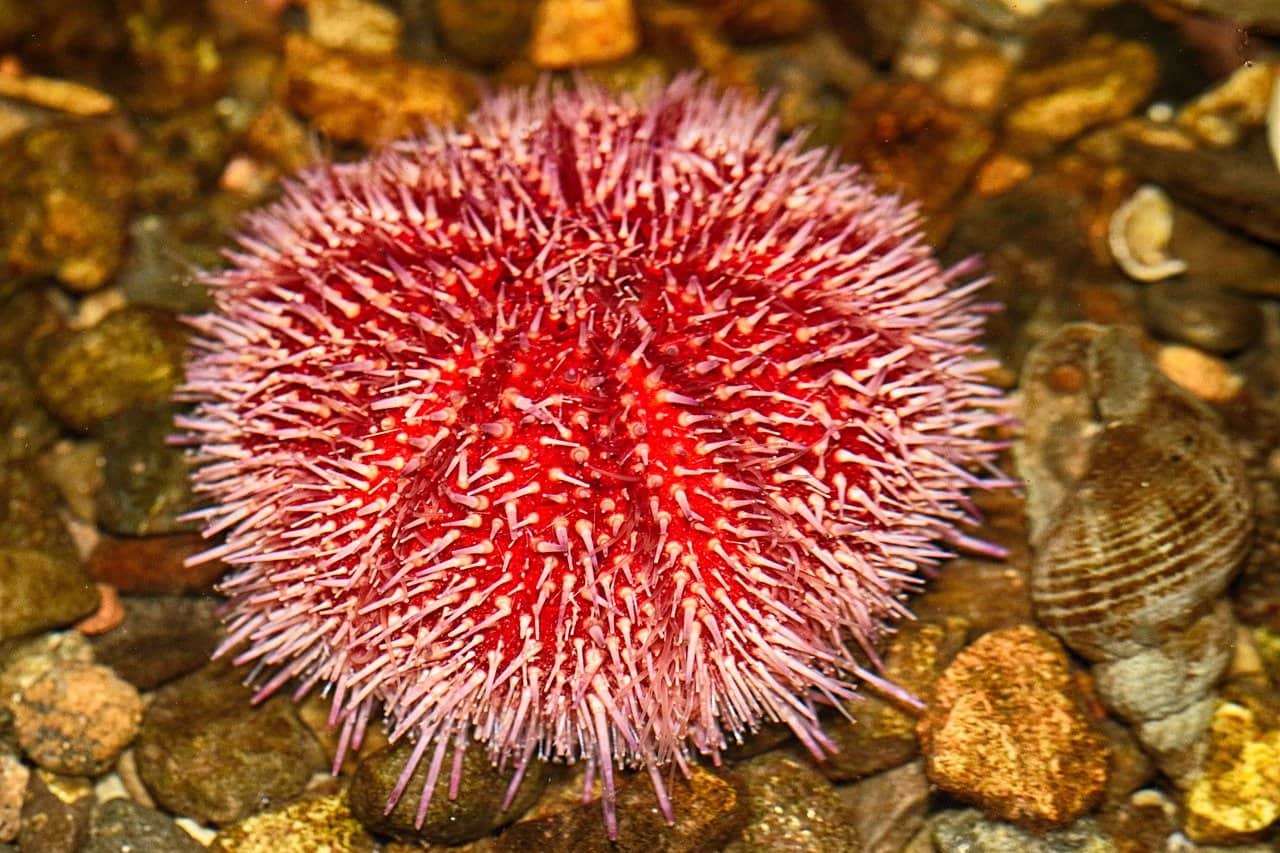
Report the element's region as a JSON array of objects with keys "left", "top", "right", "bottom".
[{"left": 1019, "top": 324, "right": 1252, "bottom": 663}]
